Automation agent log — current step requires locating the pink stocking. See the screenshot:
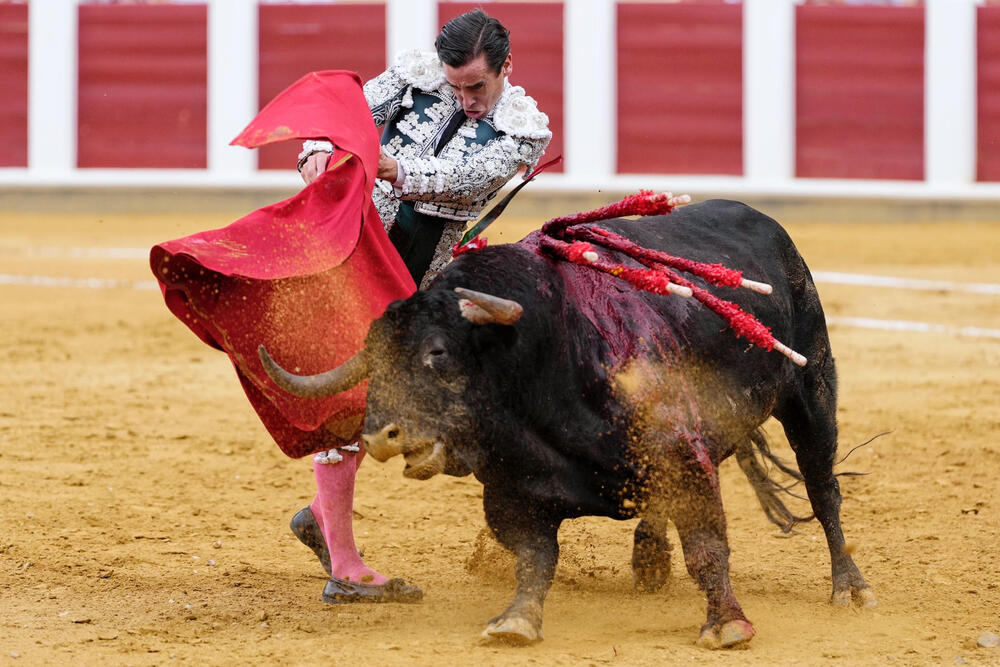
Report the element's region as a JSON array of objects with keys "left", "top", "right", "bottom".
[{"left": 309, "top": 449, "right": 388, "bottom": 585}]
